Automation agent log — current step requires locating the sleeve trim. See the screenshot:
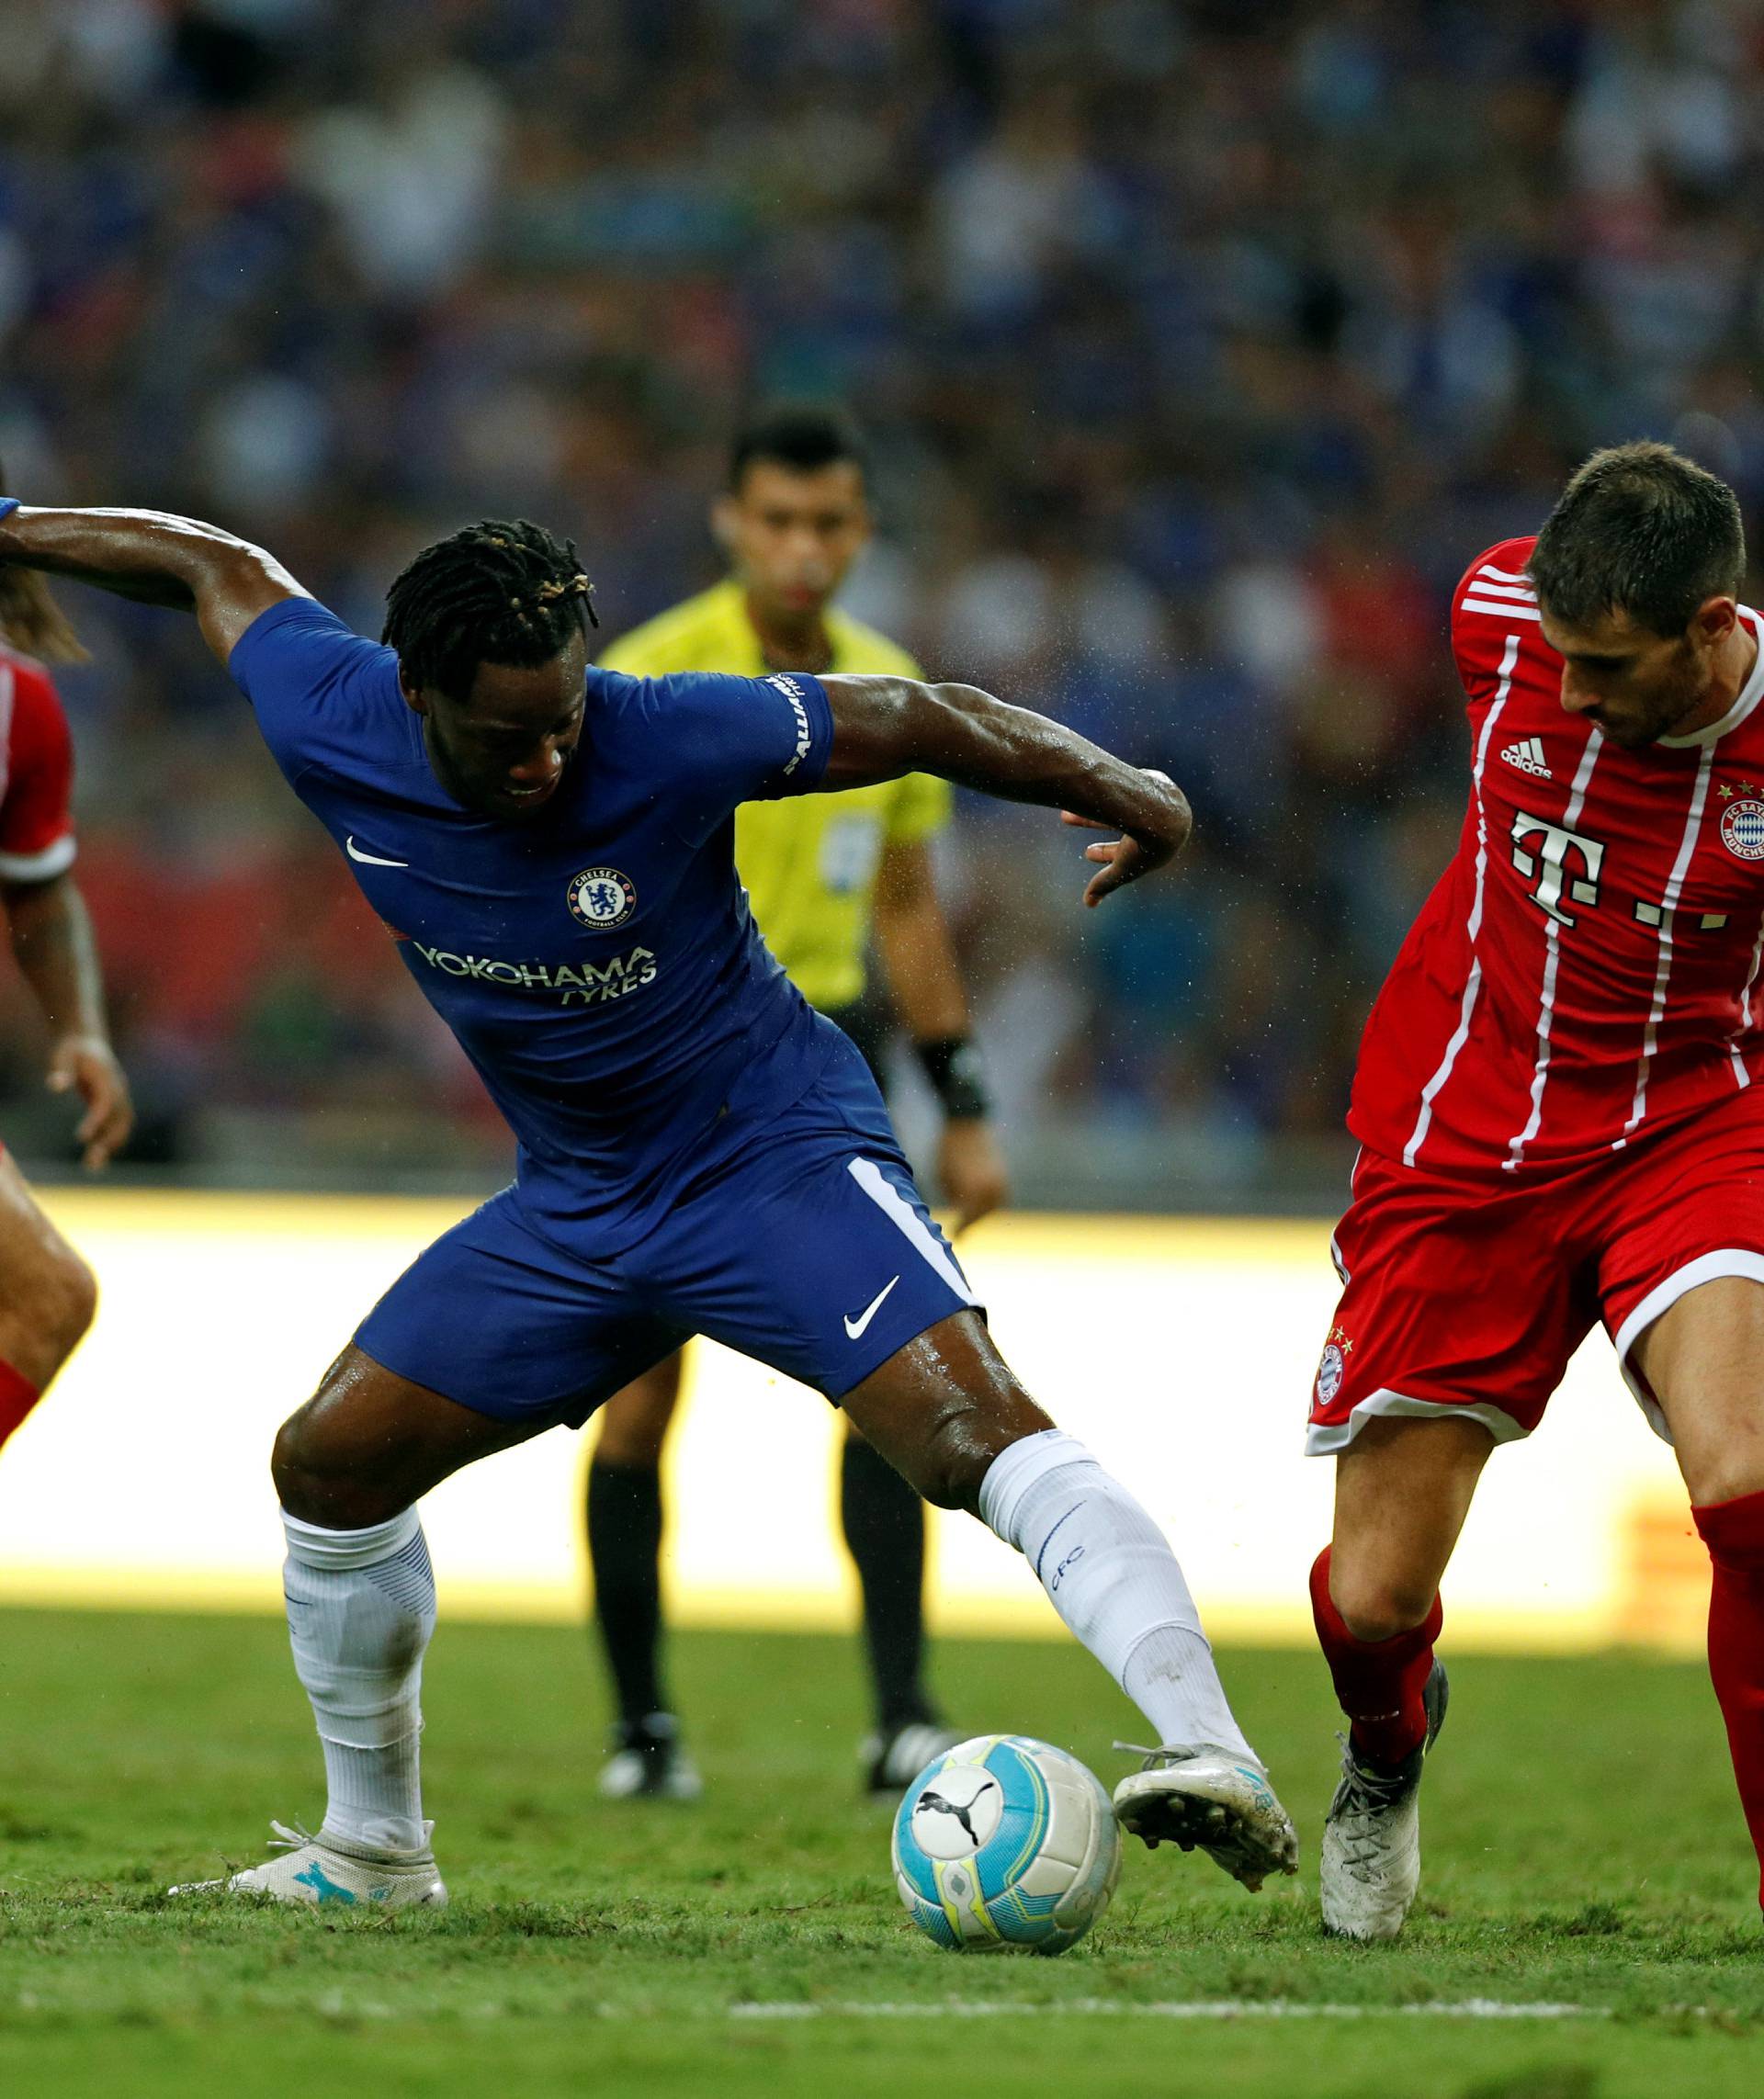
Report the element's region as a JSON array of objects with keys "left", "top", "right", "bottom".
[
  {"left": 762, "top": 670, "right": 833, "bottom": 795},
  {"left": 0, "top": 834, "right": 76, "bottom": 883}
]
